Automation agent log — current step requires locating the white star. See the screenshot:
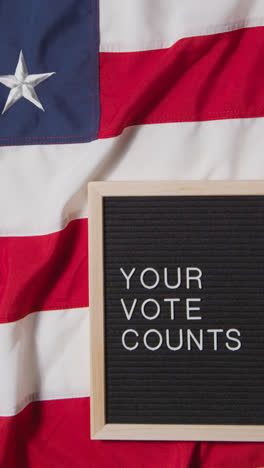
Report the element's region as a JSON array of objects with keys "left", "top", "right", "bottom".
[{"left": 0, "top": 50, "right": 55, "bottom": 114}]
